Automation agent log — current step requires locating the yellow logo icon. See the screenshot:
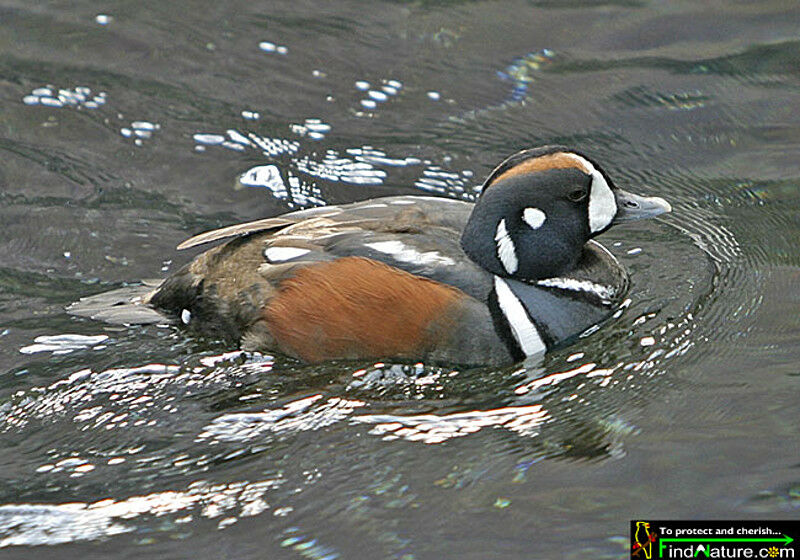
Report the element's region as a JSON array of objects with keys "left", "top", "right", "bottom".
[{"left": 632, "top": 521, "right": 658, "bottom": 559}]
